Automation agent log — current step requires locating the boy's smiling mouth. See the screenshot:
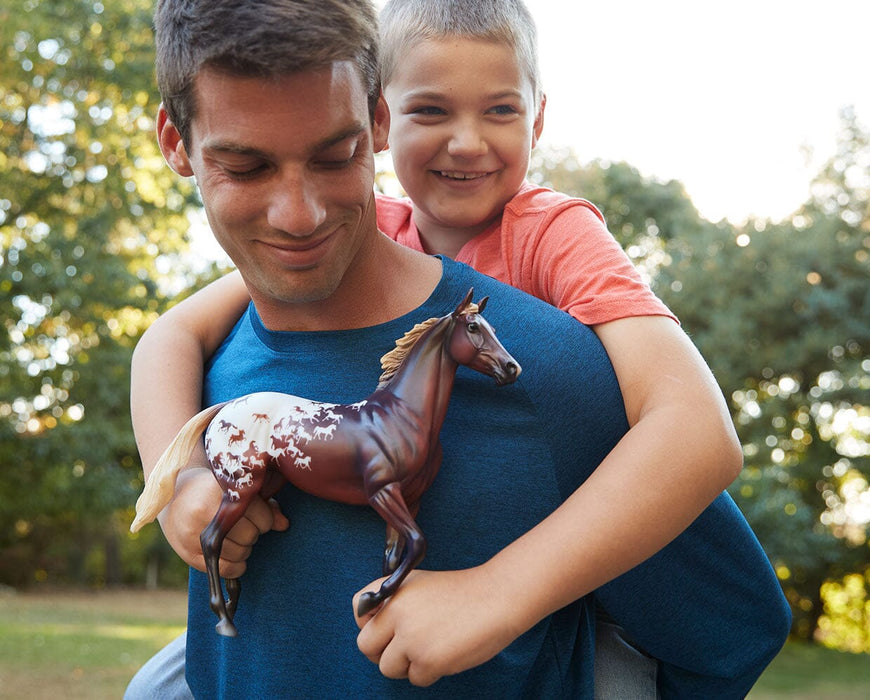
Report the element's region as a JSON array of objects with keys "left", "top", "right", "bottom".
[{"left": 435, "top": 170, "right": 491, "bottom": 181}]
